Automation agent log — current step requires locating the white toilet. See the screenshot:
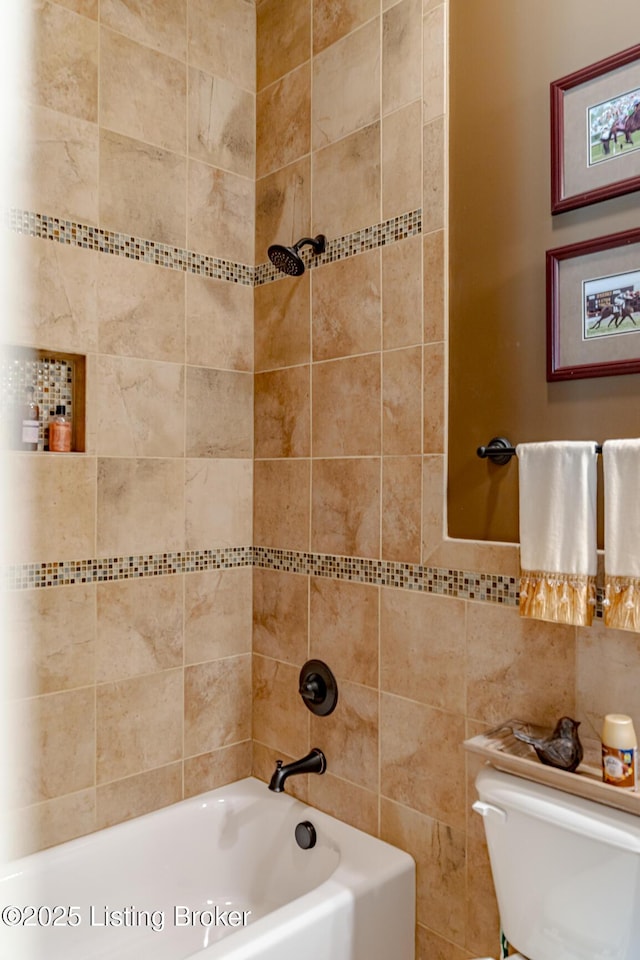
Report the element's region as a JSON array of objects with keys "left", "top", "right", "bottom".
[{"left": 472, "top": 765, "right": 640, "bottom": 960}]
